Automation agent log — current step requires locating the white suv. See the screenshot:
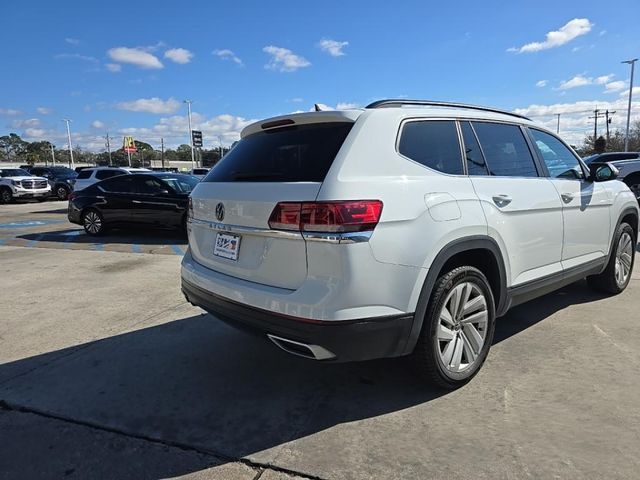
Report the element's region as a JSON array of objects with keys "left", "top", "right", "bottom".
[
  {"left": 181, "top": 100, "right": 638, "bottom": 388},
  {"left": 73, "top": 167, "right": 150, "bottom": 191},
  {"left": 0, "top": 167, "right": 51, "bottom": 203}
]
